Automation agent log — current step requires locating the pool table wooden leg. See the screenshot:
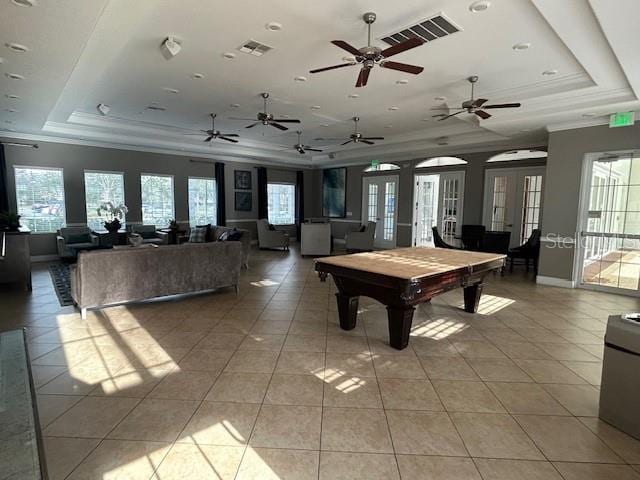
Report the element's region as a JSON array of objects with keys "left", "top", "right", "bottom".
[
  {"left": 463, "top": 282, "right": 483, "bottom": 313},
  {"left": 387, "top": 305, "right": 416, "bottom": 350},
  {"left": 336, "top": 293, "right": 359, "bottom": 330}
]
